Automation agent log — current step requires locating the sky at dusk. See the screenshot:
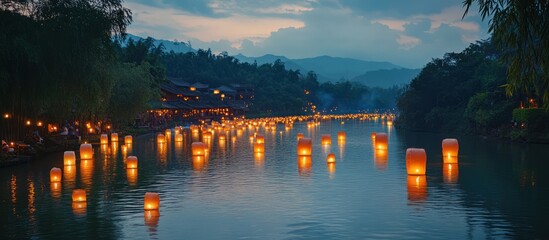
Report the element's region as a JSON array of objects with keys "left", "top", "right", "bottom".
[{"left": 124, "top": 0, "right": 489, "bottom": 68}]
